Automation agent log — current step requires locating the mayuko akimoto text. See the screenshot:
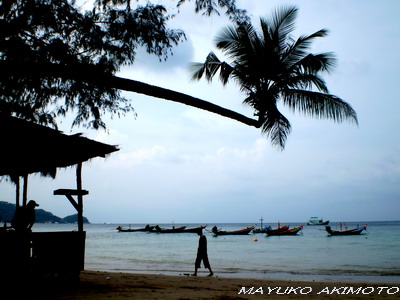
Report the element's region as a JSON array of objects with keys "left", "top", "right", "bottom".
[{"left": 238, "top": 286, "right": 400, "bottom": 296}]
